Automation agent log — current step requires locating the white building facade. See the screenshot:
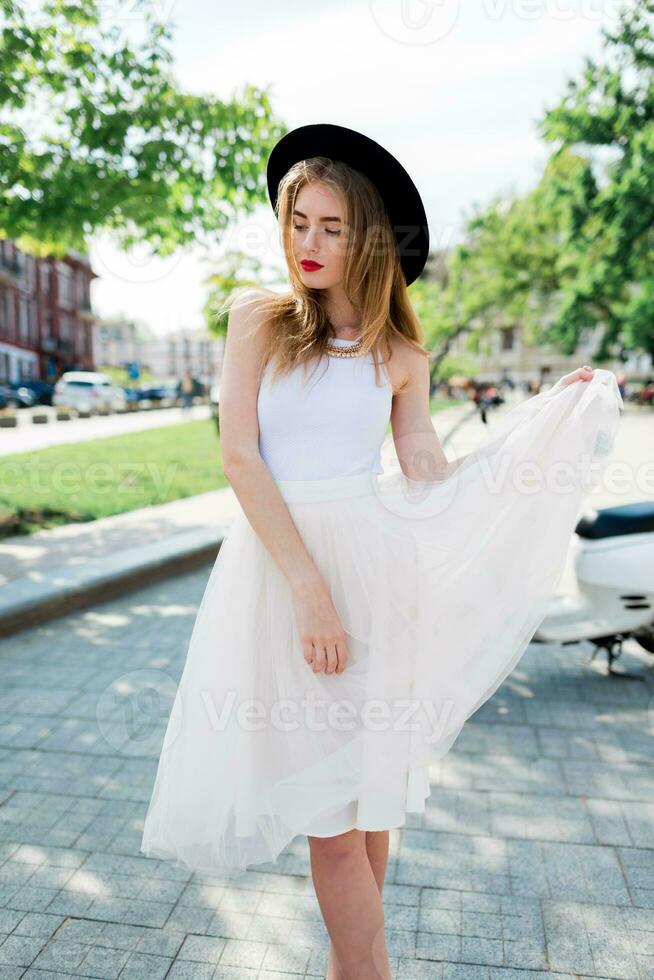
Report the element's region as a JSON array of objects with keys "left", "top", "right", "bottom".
[{"left": 93, "top": 318, "right": 225, "bottom": 386}]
